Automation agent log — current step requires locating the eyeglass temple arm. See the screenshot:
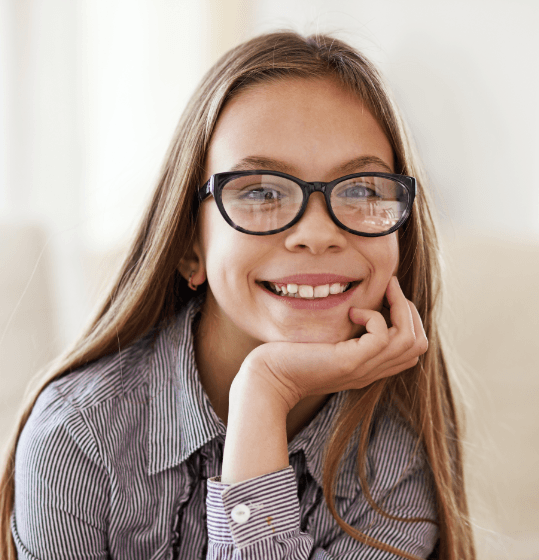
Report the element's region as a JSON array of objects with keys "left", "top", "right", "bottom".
[{"left": 197, "top": 176, "right": 215, "bottom": 202}]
